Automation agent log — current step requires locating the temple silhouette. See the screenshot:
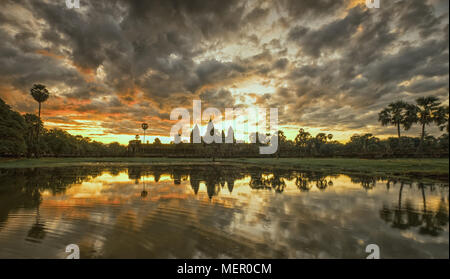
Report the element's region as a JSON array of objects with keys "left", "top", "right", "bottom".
[{"left": 127, "top": 120, "right": 269, "bottom": 157}]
